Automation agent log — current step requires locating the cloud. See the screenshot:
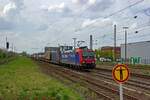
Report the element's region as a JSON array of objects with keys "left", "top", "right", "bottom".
[
  {"left": 1, "top": 0, "right": 24, "bottom": 17},
  {"left": 10, "top": 0, "right": 24, "bottom": 7},
  {"left": 144, "top": 8, "right": 150, "bottom": 16},
  {"left": 41, "top": 2, "right": 71, "bottom": 13},
  {"left": 82, "top": 19, "right": 96, "bottom": 28},
  {"left": 73, "top": 0, "right": 115, "bottom": 12},
  {"left": 72, "top": 0, "right": 88, "bottom": 5},
  {"left": 48, "top": 3, "right": 65, "bottom": 13},
  {"left": 88, "top": 0, "right": 96, "bottom": 5},
  {"left": 82, "top": 18, "right": 115, "bottom": 28},
  {"left": 40, "top": 2, "right": 72, "bottom": 18},
  {"left": 0, "top": 2, "right": 17, "bottom": 30},
  {"left": 37, "top": 24, "right": 49, "bottom": 31},
  {"left": 88, "top": 0, "right": 115, "bottom": 11},
  {"left": 2, "top": 2, "right": 17, "bottom": 16},
  {"left": 40, "top": 5, "right": 48, "bottom": 11},
  {"left": 0, "top": 0, "right": 25, "bottom": 30},
  {"left": 0, "top": 18, "right": 14, "bottom": 30},
  {"left": 129, "top": 23, "right": 138, "bottom": 29}
]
